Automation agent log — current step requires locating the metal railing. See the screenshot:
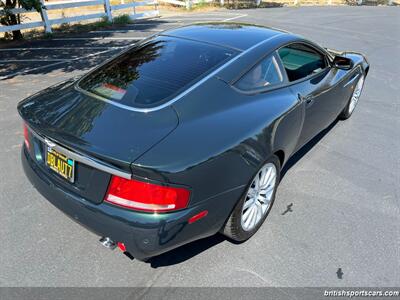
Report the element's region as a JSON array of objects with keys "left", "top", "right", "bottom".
[{"left": 0, "top": 0, "right": 159, "bottom": 33}]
